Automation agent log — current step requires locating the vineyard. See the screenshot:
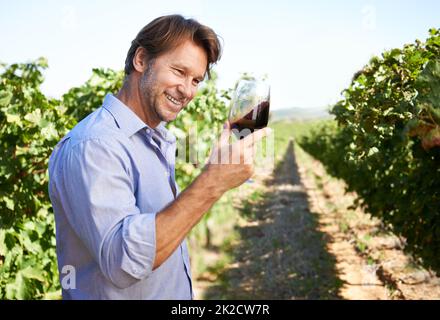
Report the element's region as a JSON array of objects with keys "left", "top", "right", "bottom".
[
  {"left": 0, "top": 29, "right": 439, "bottom": 299},
  {"left": 300, "top": 28, "right": 440, "bottom": 272}
]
